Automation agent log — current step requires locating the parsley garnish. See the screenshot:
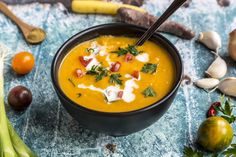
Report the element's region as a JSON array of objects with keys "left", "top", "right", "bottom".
[
  {"left": 86, "top": 65, "right": 109, "bottom": 82},
  {"left": 183, "top": 146, "right": 204, "bottom": 157},
  {"left": 142, "top": 86, "right": 156, "bottom": 97},
  {"left": 109, "top": 74, "right": 122, "bottom": 85},
  {"left": 214, "top": 96, "right": 236, "bottom": 124},
  {"left": 112, "top": 45, "right": 141, "bottom": 56},
  {"left": 141, "top": 63, "right": 157, "bottom": 74},
  {"left": 77, "top": 93, "right": 82, "bottom": 98},
  {"left": 68, "top": 78, "right": 76, "bottom": 87}
]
